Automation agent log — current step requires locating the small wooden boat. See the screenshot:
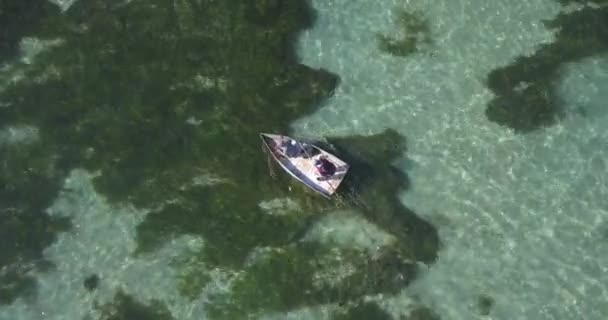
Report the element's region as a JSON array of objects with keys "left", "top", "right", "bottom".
[{"left": 260, "top": 133, "right": 349, "bottom": 198}]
